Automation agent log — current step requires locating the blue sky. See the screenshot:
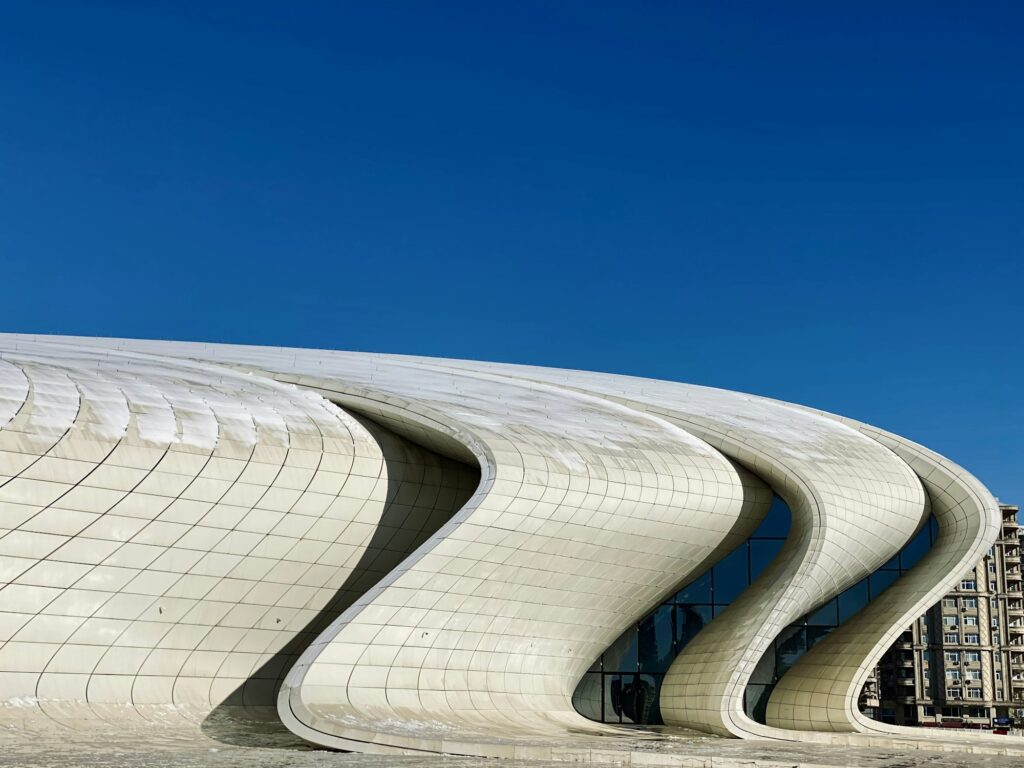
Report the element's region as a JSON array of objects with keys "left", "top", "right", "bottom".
[{"left": 0, "top": 2, "right": 1020, "bottom": 502}]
